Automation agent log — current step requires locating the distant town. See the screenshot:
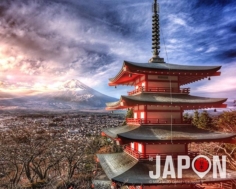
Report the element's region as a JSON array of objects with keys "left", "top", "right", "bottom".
[{"left": 0, "top": 112, "right": 124, "bottom": 139}]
